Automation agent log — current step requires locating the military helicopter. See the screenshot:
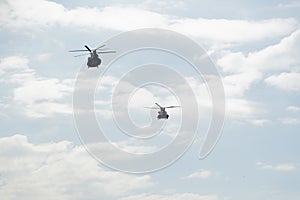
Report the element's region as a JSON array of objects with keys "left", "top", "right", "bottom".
[
  {"left": 145, "top": 103, "right": 180, "bottom": 119},
  {"left": 69, "top": 45, "right": 116, "bottom": 68}
]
